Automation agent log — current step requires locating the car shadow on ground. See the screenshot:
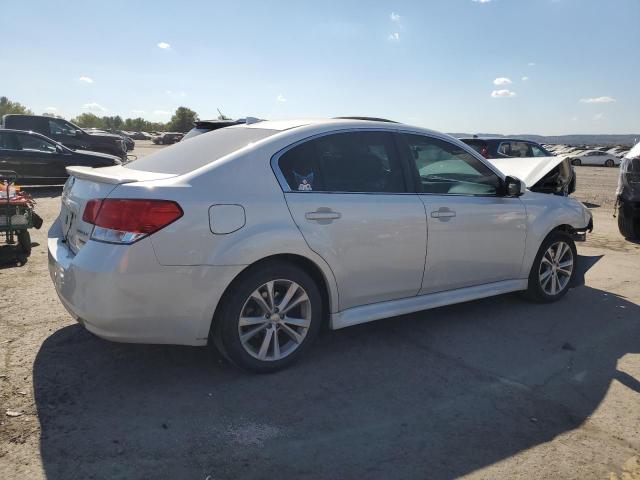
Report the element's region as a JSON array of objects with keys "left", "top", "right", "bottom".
[{"left": 33, "top": 257, "right": 640, "bottom": 479}]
